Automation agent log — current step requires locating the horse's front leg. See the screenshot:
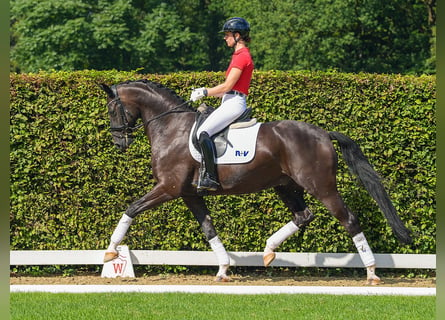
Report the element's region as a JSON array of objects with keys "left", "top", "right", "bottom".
[
  {"left": 104, "top": 184, "right": 176, "bottom": 262},
  {"left": 182, "top": 196, "right": 230, "bottom": 282}
]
